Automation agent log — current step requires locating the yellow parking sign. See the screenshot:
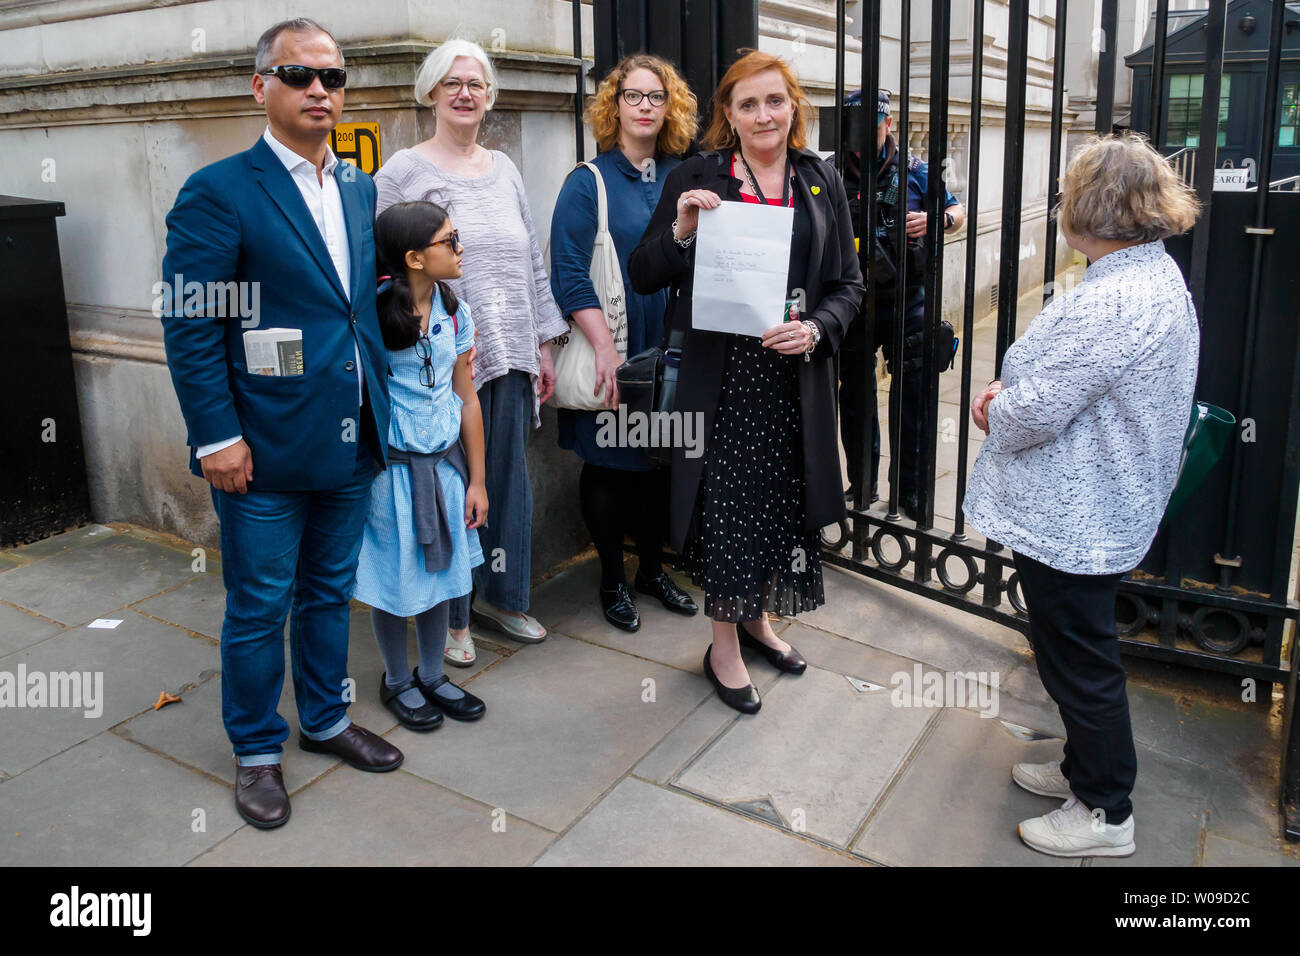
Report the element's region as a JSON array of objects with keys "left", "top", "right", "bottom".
[{"left": 330, "top": 122, "right": 382, "bottom": 175}]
